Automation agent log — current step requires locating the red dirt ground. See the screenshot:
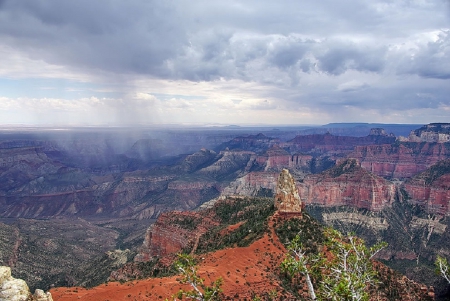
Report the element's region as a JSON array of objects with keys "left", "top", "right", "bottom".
[{"left": 51, "top": 216, "right": 292, "bottom": 301}]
